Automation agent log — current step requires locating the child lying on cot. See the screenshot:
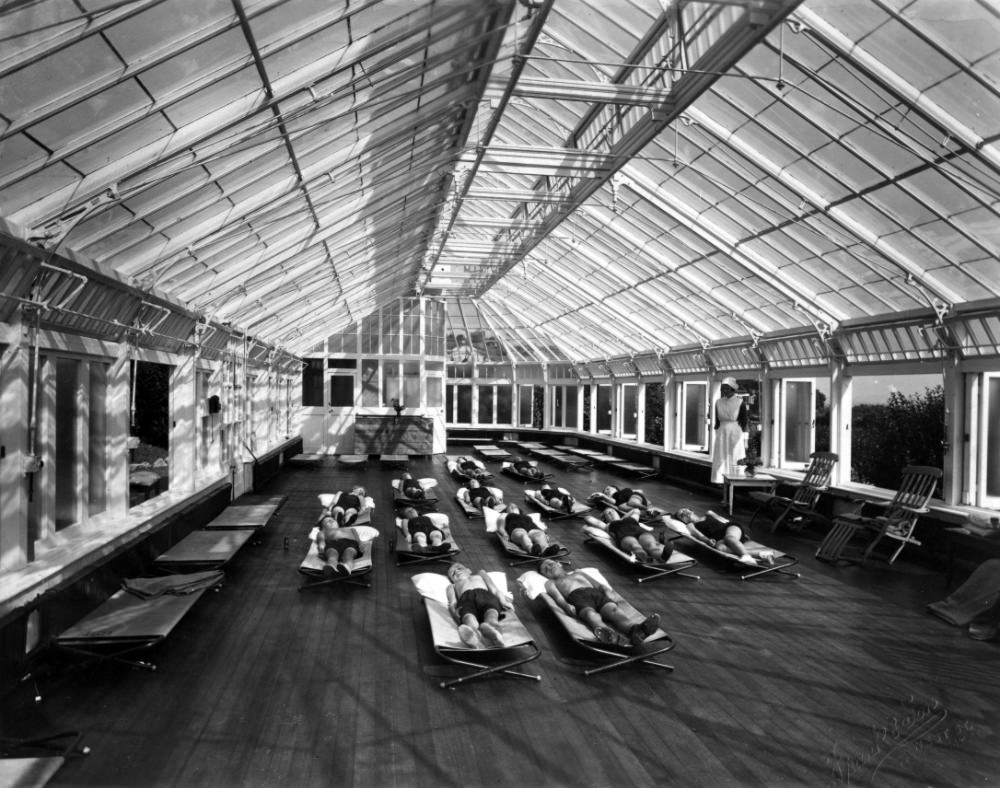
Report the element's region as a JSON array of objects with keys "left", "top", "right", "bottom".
[
  {"left": 539, "top": 559, "right": 660, "bottom": 648},
  {"left": 399, "top": 473, "right": 426, "bottom": 500},
  {"left": 324, "top": 486, "right": 368, "bottom": 525},
  {"left": 456, "top": 456, "right": 491, "bottom": 481},
  {"left": 497, "top": 504, "right": 564, "bottom": 557},
  {"left": 589, "top": 485, "right": 663, "bottom": 516},
  {"left": 446, "top": 563, "right": 512, "bottom": 648},
  {"left": 315, "top": 516, "right": 363, "bottom": 577},
  {"left": 399, "top": 508, "right": 451, "bottom": 553},
  {"left": 584, "top": 509, "right": 673, "bottom": 564},
  {"left": 458, "top": 479, "right": 500, "bottom": 511},
  {"left": 664, "top": 509, "right": 775, "bottom": 566},
  {"left": 512, "top": 459, "right": 546, "bottom": 479},
  {"left": 538, "top": 484, "right": 575, "bottom": 513}
]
